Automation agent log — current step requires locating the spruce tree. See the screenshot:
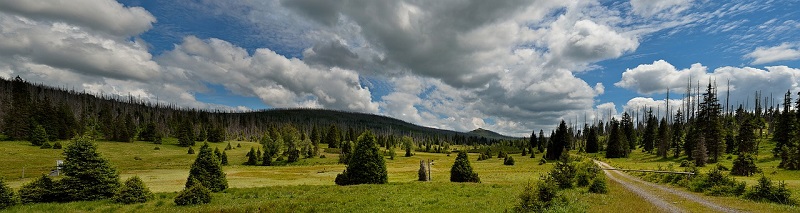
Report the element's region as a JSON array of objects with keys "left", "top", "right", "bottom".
[
  {"left": 545, "top": 120, "right": 568, "bottom": 160},
  {"left": 671, "top": 111, "right": 684, "bottom": 158},
  {"left": 0, "top": 178, "right": 17, "bottom": 209},
  {"left": 18, "top": 175, "right": 56, "bottom": 203},
  {"left": 31, "top": 124, "right": 48, "bottom": 146},
  {"left": 585, "top": 127, "right": 599, "bottom": 153},
  {"left": 188, "top": 146, "right": 195, "bottom": 154},
  {"left": 773, "top": 90, "right": 794, "bottom": 157},
  {"left": 221, "top": 151, "right": 229, "bottom": 166},
  {"left": 245, "top": 147, "right": 257, "bottom": 165},
  {"left": 59, "top": 135, "right": 120, "bottom": 201},
  {"left": 606, "top": 119, "right": 626, "bottom": 158},
  {"left": 339, "top": 140, "right": 353, "bottom": 164},
  {"left": 529, "top": 130, "right": 537, "bottom": 155},
  {"left": 642, "top": 111, "right": 657, "bottom": 153},
  {"left": 694, "top": 136, "right": 708, "bottom": 167},
  {"left": 731, "top": 154, "right": 758, "bottom": 176},
  {"left": 335, "top": 131, "right": 388, "bottom": 185},
  {"left": 450, "top": 151, "right": 480, "bottom": 183},
  {"left": 262, "top": 151, "right": 272, "bottom": 166},
  {"left": 178, "top": 121, "right": 195, "bottom": 147},
  {"left": 113, "top": 176, "right": 153, "bottom": 204},
  {"left": 622, "top": 112, "right": 636, "bottom": 151},
  {"left": 186, "top": 143, "right": 227, "bottom": 192},
  {"left": 698, "top": 83, "right": 724, "bottom": 163},
  {"left": 656, "top": 118, "right": 670, "bottom": 158},
  {"left": 325, "top": 125, "right": 341, "bottom": 148}
]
